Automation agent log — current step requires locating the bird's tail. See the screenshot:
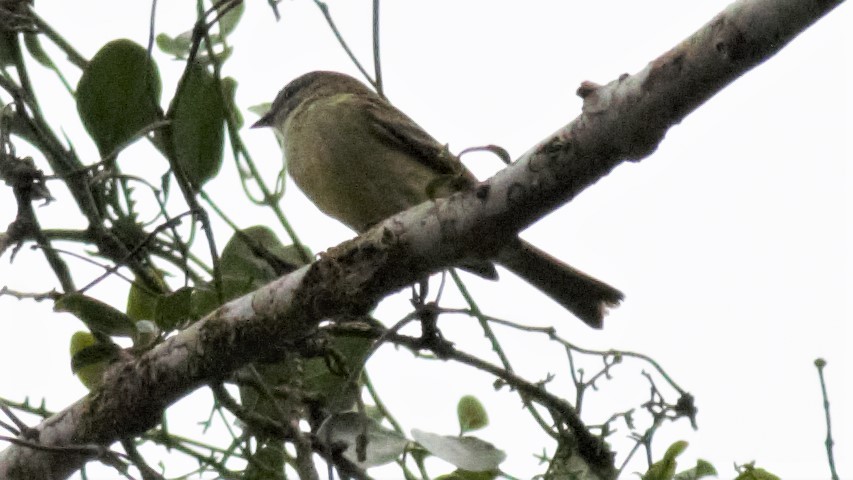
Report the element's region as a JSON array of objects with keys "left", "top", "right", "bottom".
[{"left": 495, "top": 238, "right": 623, "bottom": 329}]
